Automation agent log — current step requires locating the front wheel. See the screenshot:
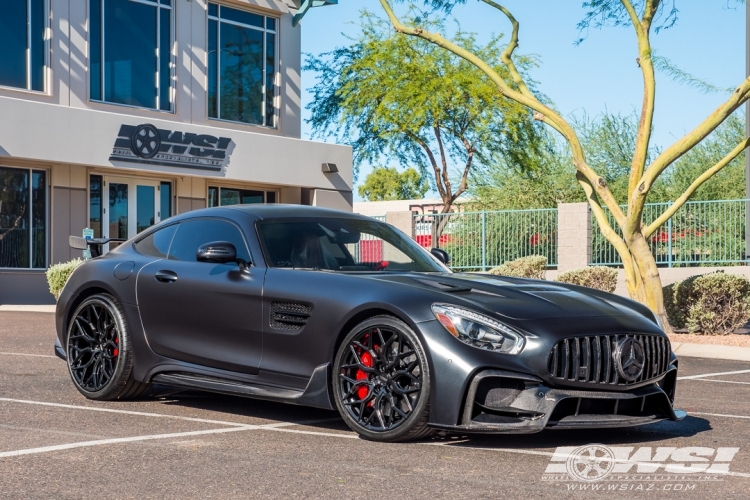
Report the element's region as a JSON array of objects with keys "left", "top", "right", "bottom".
[
  {"left": 66, "top": 294, "right": 149, "bottom": 400},
  {"left": 333, "top": 316, "right": 433, "bottom": 442}
]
